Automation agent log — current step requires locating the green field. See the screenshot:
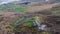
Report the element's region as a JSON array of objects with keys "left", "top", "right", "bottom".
[{"left": 0, "top": 4, "right": 27, "bottom": 12}]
